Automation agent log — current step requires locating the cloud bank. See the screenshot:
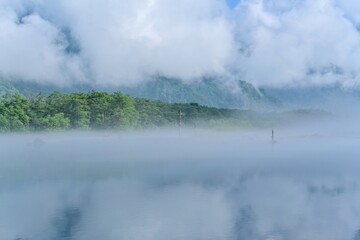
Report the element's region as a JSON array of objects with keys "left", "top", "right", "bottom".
[
  {"left": 236, "top": 0, "right": 360, "bottom": 87},
  {"left": 1, "top": 0, "right": 360, "bottom": 87}
]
